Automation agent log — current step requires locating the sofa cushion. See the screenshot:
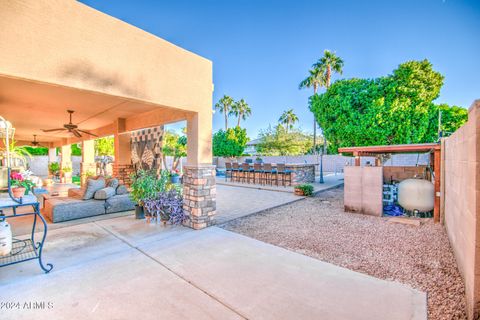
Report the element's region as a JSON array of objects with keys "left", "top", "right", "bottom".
[
  {"left": 94, "top": 187, "right": 116, "bottom": 200},
  {"left": 116, "top": 184, "right": 128, "bottom": 195},
  {"left": 106, "top": 178, "right": 119, "bottom": 189},
  {"left": 83, "top": 178, "right": 106, "bottom": 200},
  {"left": 43, "top": 197, "right": 106, "bottom": 223},
  {"left": 105, "top": 194, "right": 135, "bottom": 214},
  {"left": 68, "top": 187, "right": 85, "bottom": 199}
]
